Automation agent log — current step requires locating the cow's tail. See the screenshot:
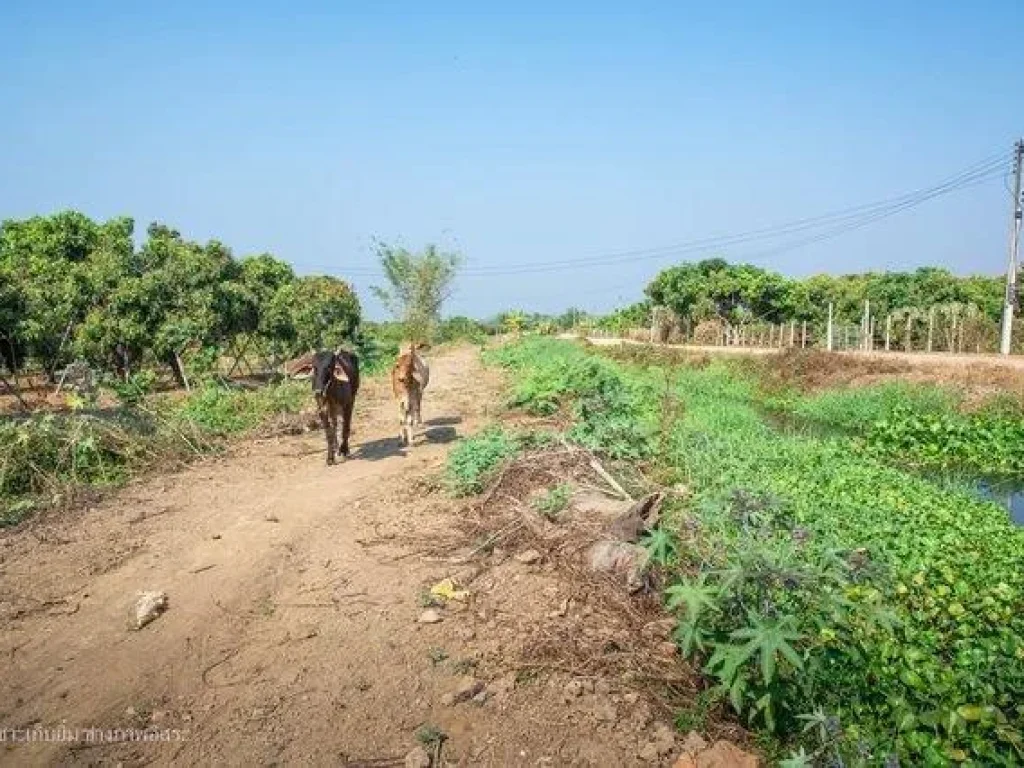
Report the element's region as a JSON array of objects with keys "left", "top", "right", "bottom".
[{"left": 348, "top": 351, "right": 360, "bottom": 396}]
